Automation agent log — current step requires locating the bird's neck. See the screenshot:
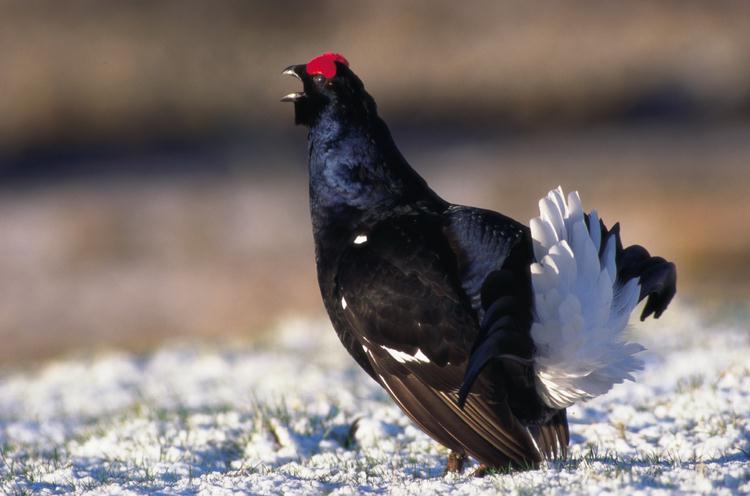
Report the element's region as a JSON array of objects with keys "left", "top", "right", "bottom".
[{"left": 307, "top": 105, "right": 444, "bottom": 242}]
